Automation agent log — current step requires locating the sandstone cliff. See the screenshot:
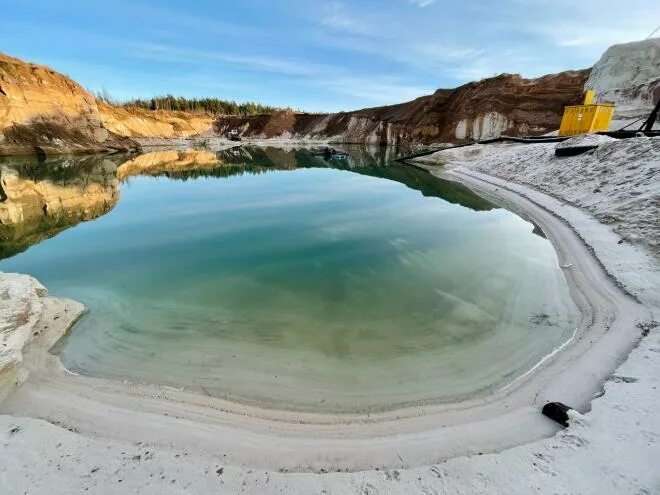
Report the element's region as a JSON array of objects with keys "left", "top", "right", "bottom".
[
  {"left": 0, "top": 53, "right": 136, "bottom": 155},
  {"left": 0, "top": 51, "right": 591, "bottom": 148},
  {"left": 585, "top": 37, "right": 660, "bottom": 119},
  {"left": 0, "top": 49, "right": 600, "bottom": 148},
  {"left": 98, "top": 102, "right": 213, "bottom": 139},
  {"left": 215, "top": 70, "right": 590, "bottom": 145}
]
